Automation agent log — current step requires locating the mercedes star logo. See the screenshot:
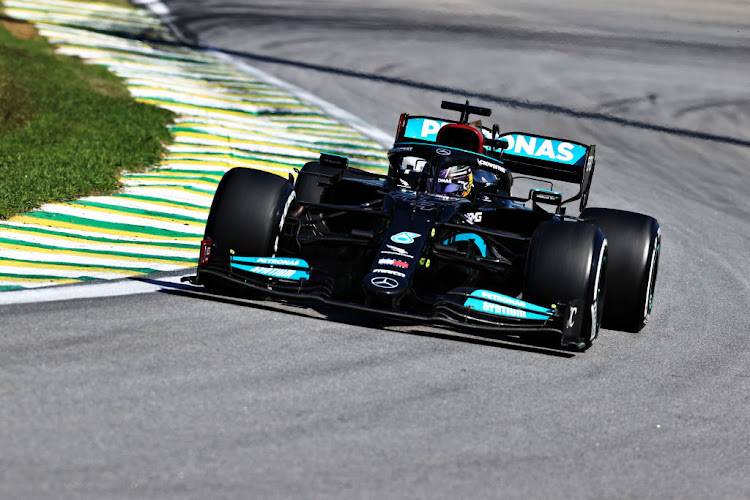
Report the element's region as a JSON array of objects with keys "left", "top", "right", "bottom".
[{"left": 371, "top": 276, "right": 399, "bottom": 289}]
